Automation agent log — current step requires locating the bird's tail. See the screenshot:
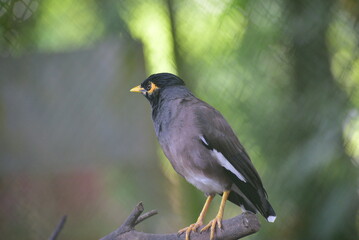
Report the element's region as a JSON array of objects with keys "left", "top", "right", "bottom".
[
  {"left": 226, "top": 172, "right": 276, "bottom": 222},
  {"left": 261, "top": 197, "right": 276, "bottom": 222}
]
